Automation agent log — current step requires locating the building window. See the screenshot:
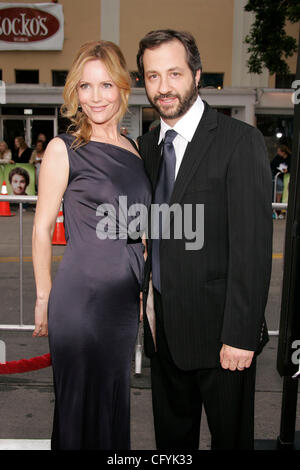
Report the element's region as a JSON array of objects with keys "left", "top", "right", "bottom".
[
  {"left": 275, "top": 74, "right": 296, "bottom": 89},
  {"left": 0, "top": 70, "right": 2, "bottom": 80},
  {"left": 2, "top": 106, "right": 55, "bottom": 115},
  {"left": 130, "top": 72, "right": 144, "bottom": 88},
  {"left": 15, "top": 70, "right": 39, "bottom": 84},
  {"left": 52, "top": 70, "right": 68, "bottom": 86},
  {"left": 200, "top": 73, "right": 224, "bottom": 89}
]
